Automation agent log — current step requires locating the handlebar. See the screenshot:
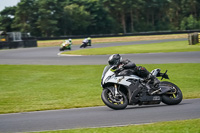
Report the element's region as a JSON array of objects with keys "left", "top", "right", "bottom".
[{"left": 161, "top": 70, "right": 169, "bottom": 80}]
